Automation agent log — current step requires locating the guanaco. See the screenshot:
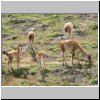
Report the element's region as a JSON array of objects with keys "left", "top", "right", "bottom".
[
  {"left": 27, "top": 28, "right": 35, "bottom": 49},
  {"left": 59, "top": 40, "right": 92, "bottom": 66},
  {"left": 36, "top": 50, "right": 47, "bottom": 74},
  {"left": 63, "top": 22, "right": 73, "bottom": 39},
  {"left": 2, "top": 43, "right": 22, "bottom": 71},
  {"left": 28, "top": 46, "right": 47, "bottom": 74}
]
